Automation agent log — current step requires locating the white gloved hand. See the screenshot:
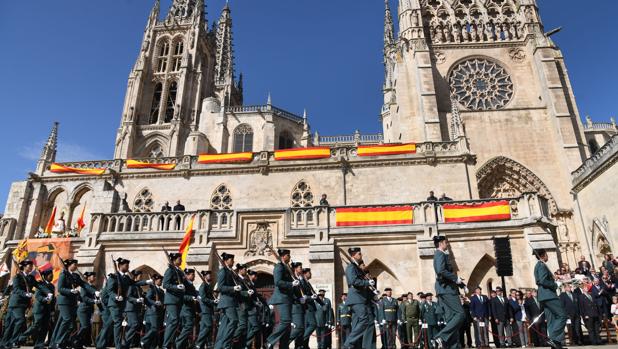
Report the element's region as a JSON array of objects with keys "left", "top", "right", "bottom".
[
  {"left": 269, "top": 304, "right": 274, "bottom": 310},
  {"left": 116, "top": 296, "right": 124, "bottom": 302},
  {"left": 122, "top": 320, "right": 128, "bottom": 327},
  {"left": 311, "top": 294, "right": 318, "bottom": 299},
  {"left": 368, "top": 279, "right": 375, "bottom": 286},
  {"left": 381, "top": 320, "right": 386, "bottom": 325},
  {"left": 248, "top": 289, "right": 255, "bottom": 296},
  {"left": 192, "top": 297, "right": 198, "bottom": 302},
  {"left": 146, "top": 279, "right": 153, "bottom": 285},
  {"left": 177, "top": 284, "right": 185, "bottom": 290},
  {"left": 95, "top": 291, "right": 101, "bottom": 297},
  {"left": 136, "top": 297, "right": 144, "bottom": 303},
  {"left": 71, "top": 289, "right": 80, "bottom": 294},
  {"left": 234, "top": 285, "right": 242, "bottom": 292},
  {"left": 155, "top": 301, "right": 162, "bottom": 306},
  {"left": 48, "top": 293, "right": 53, "bottom": 298},
  {"left": 397, "top": 320, "right": 402, "bottom": 325},
  {"left": 292, "top": 280, "right": 300, "bottom": 287},
  {"left": 94, "top": 299, "right": 101, "bottom": 304}
]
